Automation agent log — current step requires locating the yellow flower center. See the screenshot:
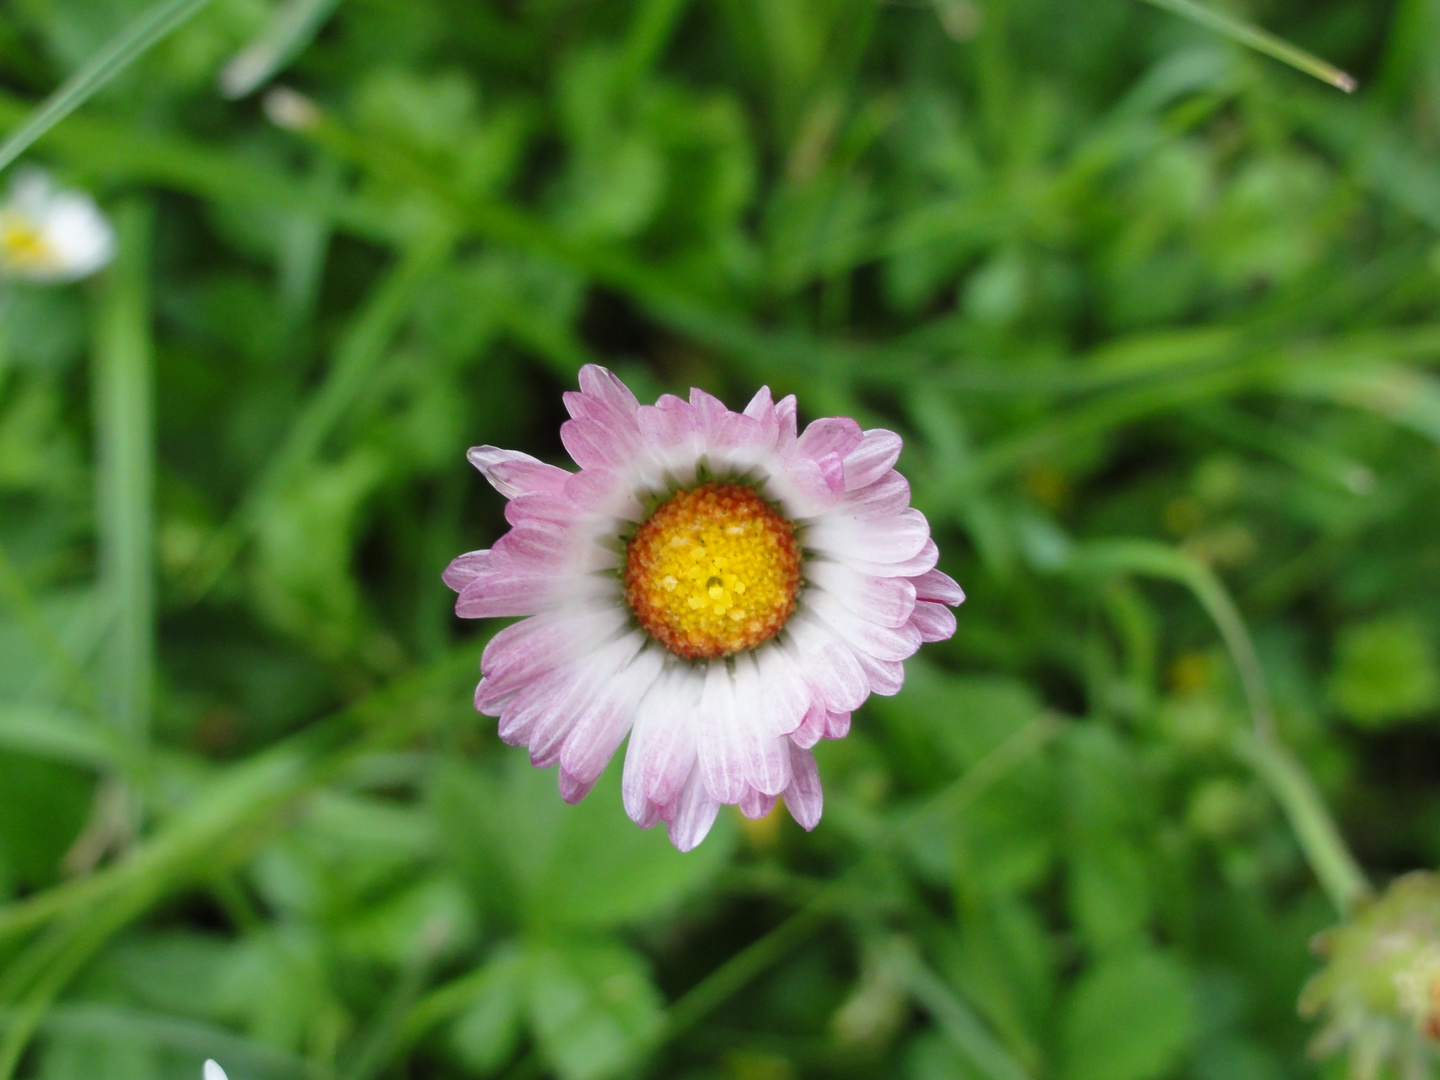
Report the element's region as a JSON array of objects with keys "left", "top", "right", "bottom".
[
  {"left": 0, "top": 213, "right": 58, "bottom": 274},
  {"left": 624, "top": 482, "right": 801, "bottom": 660}
]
